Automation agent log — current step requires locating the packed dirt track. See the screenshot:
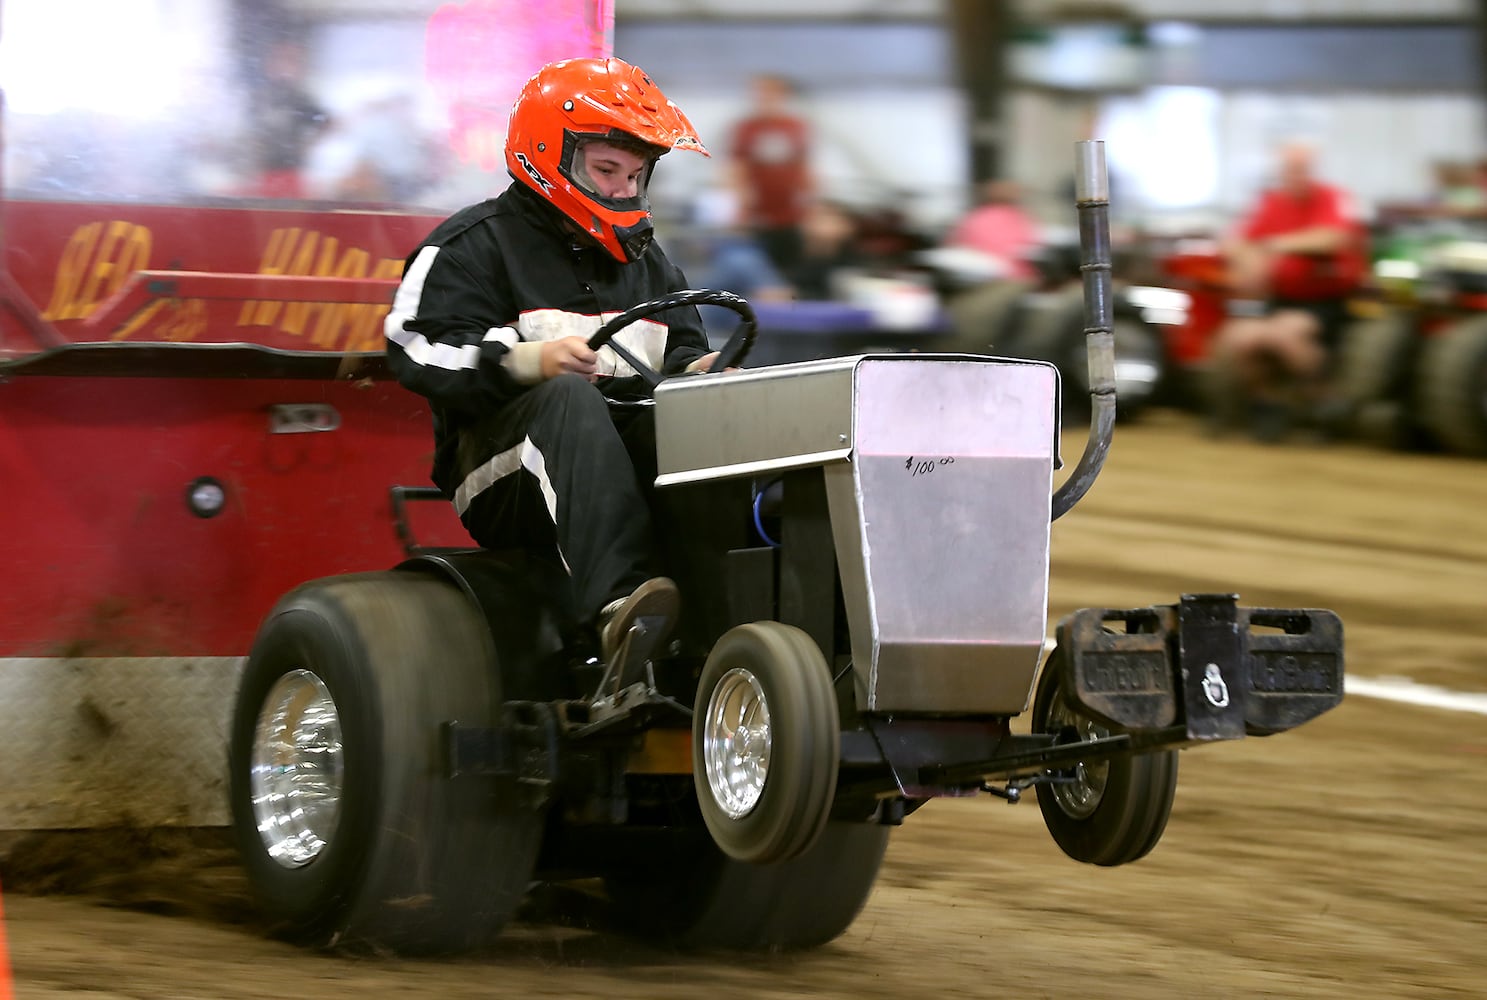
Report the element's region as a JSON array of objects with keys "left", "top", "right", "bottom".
[{"left": 3, "top": 411, "right": 1485, "bottom": 999}]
